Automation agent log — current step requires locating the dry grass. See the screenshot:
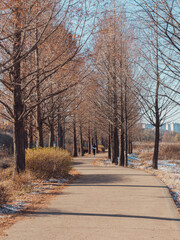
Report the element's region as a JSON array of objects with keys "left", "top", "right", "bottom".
[
  {"left": 0, "top": 148, "right": 73, "bottom": 208},
  {"left": 134, "top": 142, "right": 180, "bottom": 161},
  {"left": 0, "top": 185, "right": 9, "bottom": 206},
  {"left": 159, "top": 144, "right": 180, "bottom": 160},
  {"left": 26, "top": 148, "right": 72, "bottom": 179},
  {"left": 0, "top": 167, "right": 35, "bottom": 207}
]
